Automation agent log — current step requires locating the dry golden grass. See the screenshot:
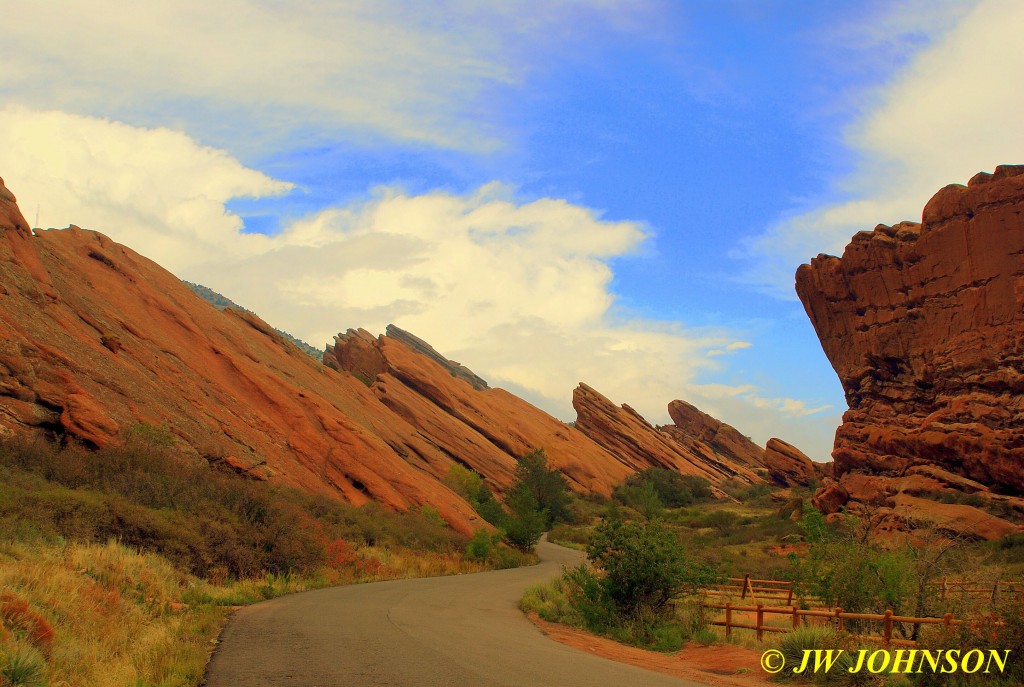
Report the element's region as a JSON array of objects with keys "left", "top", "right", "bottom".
[
  {"left": 0, "top": 538, "right": 223, "bottom": 687},
  {"left": 0, "top": 537, "right": 526, "bottom": 687}
]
